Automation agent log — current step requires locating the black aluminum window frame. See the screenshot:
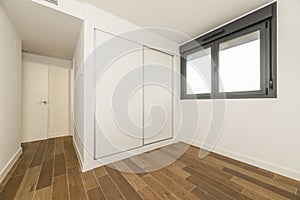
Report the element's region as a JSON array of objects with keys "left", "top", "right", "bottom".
[{"left": 180, "top": 2, "right": 277, "bottom": 99}]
